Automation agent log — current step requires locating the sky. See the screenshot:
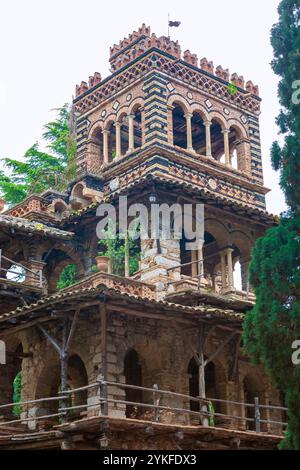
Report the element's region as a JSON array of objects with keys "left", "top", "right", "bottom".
[{"left": 0, "top": 0, "right": 285, "bottom": 215}]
